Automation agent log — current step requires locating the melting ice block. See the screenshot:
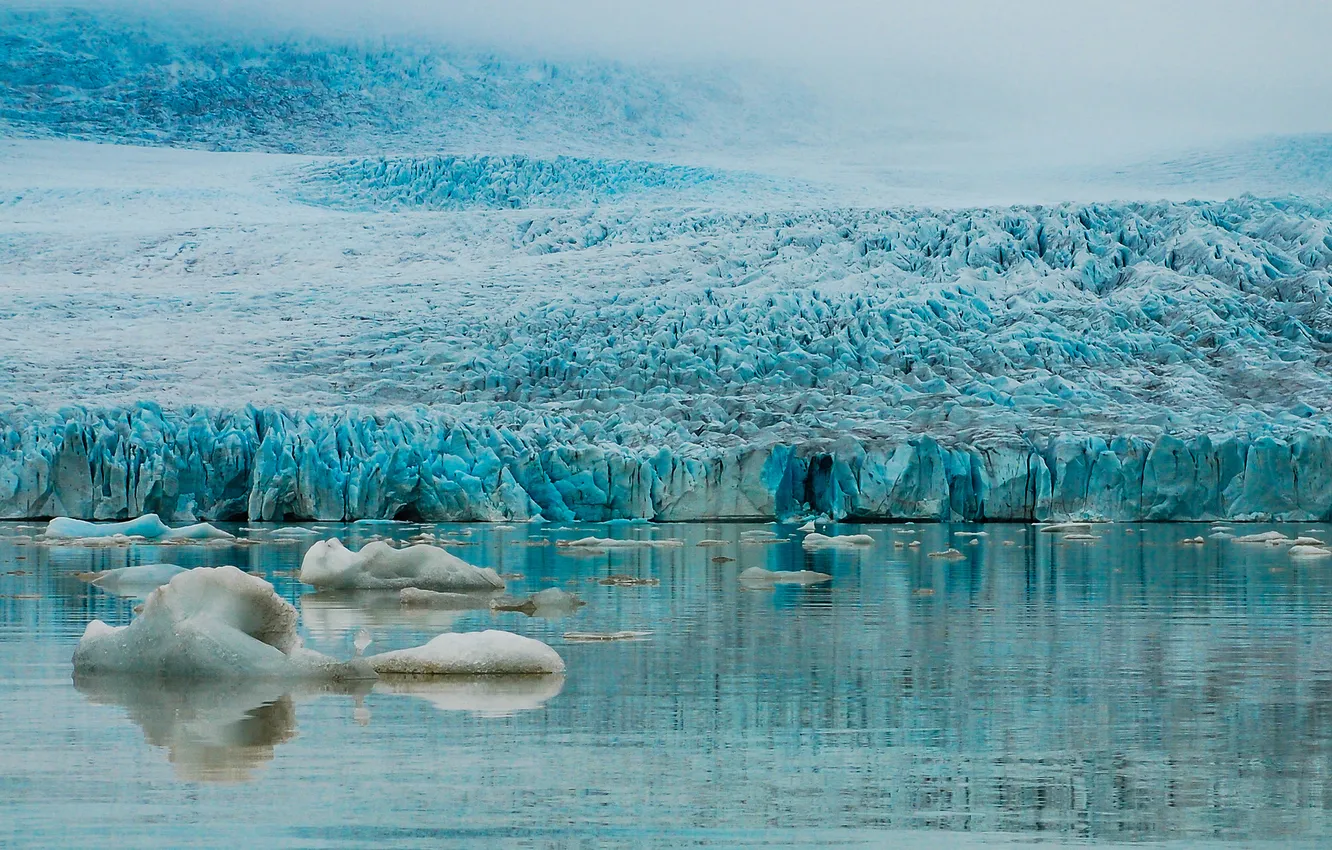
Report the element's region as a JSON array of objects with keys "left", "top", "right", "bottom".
[
  {"left": 366, "top": 630, "right": 565, "bottom": 675},
  {"left": 46, "top": 514, "right": 233, "bottom": 541},
  {"left": 801, "top": 533, "right": 874, "bottom": 549},
  {"left": 73, "top": 566, "right": 371, "bottom": 679},
  {"left": 299, "top": 538, "right": 504, "bottom": 591}
]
